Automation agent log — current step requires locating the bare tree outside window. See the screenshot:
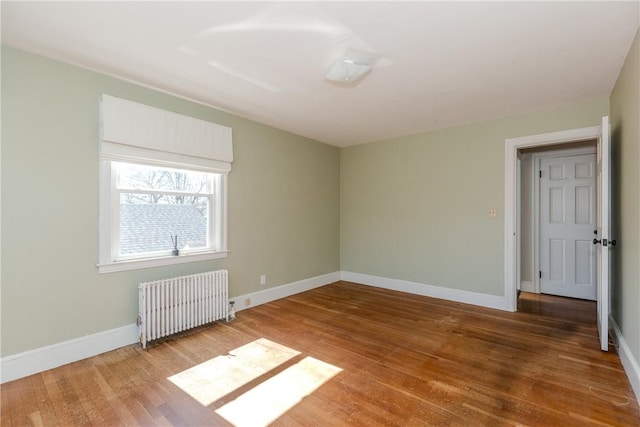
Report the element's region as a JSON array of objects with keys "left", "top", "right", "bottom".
[{"left": 118, "top": 163, "right": 210, "bottom": 215}]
